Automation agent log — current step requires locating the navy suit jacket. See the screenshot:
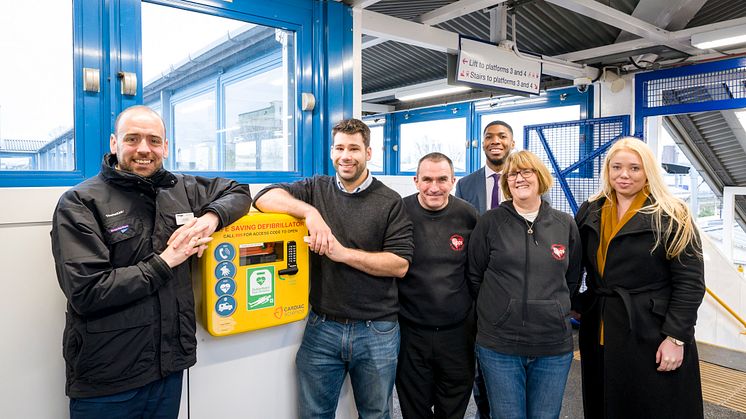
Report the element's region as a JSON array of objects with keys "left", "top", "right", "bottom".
[{"left": 455, "top": 167, "right": 487, "bottom": 215}]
